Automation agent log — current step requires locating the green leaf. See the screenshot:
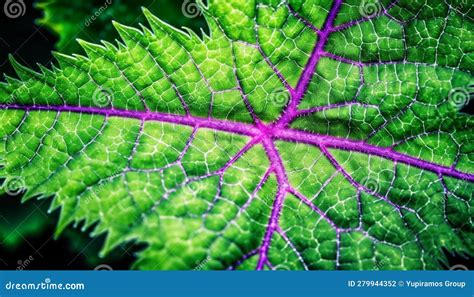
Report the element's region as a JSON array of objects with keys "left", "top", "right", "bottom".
[{"left": 1, "top": 0, "right": 473, "bottom": 270}]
